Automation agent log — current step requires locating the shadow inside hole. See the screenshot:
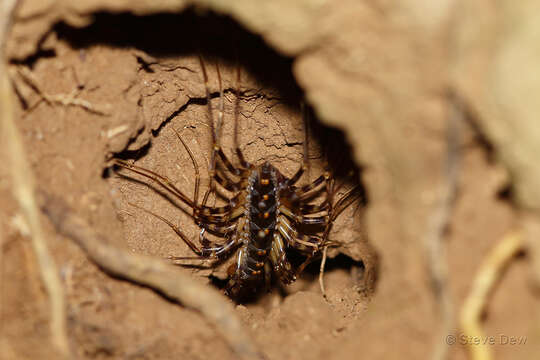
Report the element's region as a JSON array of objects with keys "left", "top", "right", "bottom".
[
  {"left": 56, "top": 10, "right": 366, "bottom": 194},
  {"left": 290, "top": 252, "right": 366, "bottom": 285},
  {"left": 114, "top": 139, "right": 151, "bottom": 162},
  {"left": 207, "top": 252, "right": 371, "bottom": 304},
  {"left": 307, "top": 108, "right": 368, "bottom": 204},
  {"left": 54, "top": 10, "right": 373, "bottom": 300},
  {"left": 496, "top": 183, "right": 513, "bottom": 201},
  {"left": 54, "top": 10, "right": 303, "bottom": 108}
]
